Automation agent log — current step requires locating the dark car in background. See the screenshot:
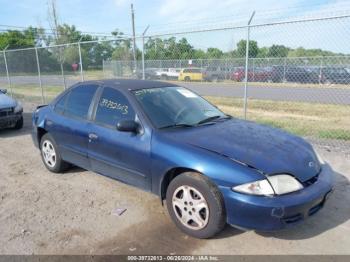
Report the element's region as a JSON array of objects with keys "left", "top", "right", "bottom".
[
  {"left": 0, "top": 89, "right": 23, "bottom": 130},
  {"left": 135, "top": 68, "right": 158, "bottom": 80},
  {"left": 320, "top": 67, "right": 350, "bottom": 84},
  {"left": 269, "top": 66, "right": 319, "bottom": 83},
  {"left": 203, "top": 66, "right": 231, "bottom": 81}
]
